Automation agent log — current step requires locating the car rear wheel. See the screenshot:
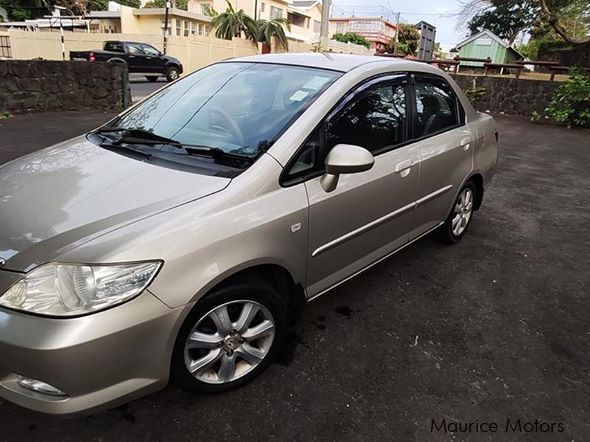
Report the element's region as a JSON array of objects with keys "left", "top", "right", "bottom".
[
  {"left": 146, "top": 76, "right": 159, "bottom": 82},
  {"left": 165, "top": 67, "right": 180, "bottom": 82},
  {"left": 437, "top": 181, "right": 476, "bottom": 243},
  {"left": 171, "top": 277, "right": 287, "bottom": 394}
]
